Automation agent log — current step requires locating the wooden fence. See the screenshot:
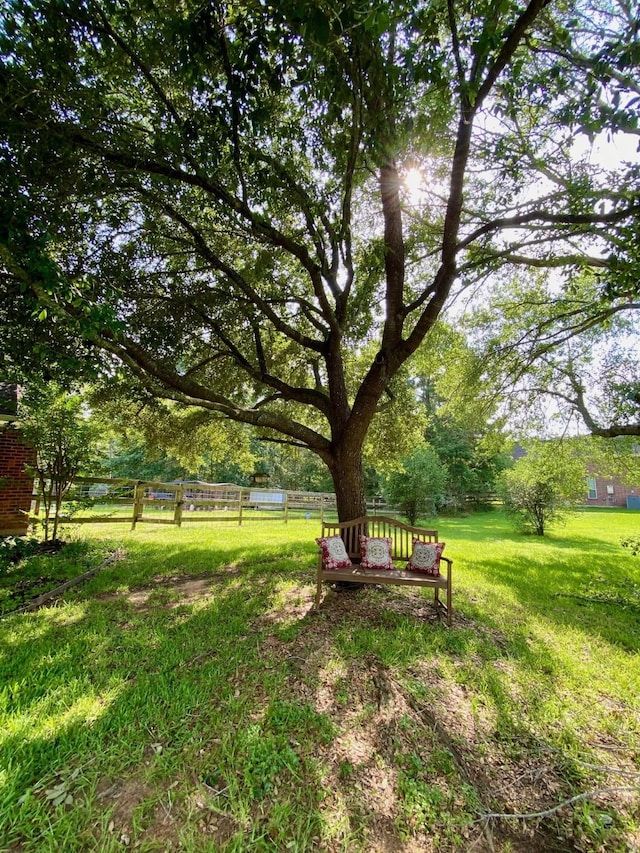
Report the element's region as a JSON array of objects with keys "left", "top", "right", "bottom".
[
  {"left": 30, "top": 477, "right": 497, "bottom": 531},
  {"left": 32, "top": 477, "right": 359, "bottom": 529}
]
